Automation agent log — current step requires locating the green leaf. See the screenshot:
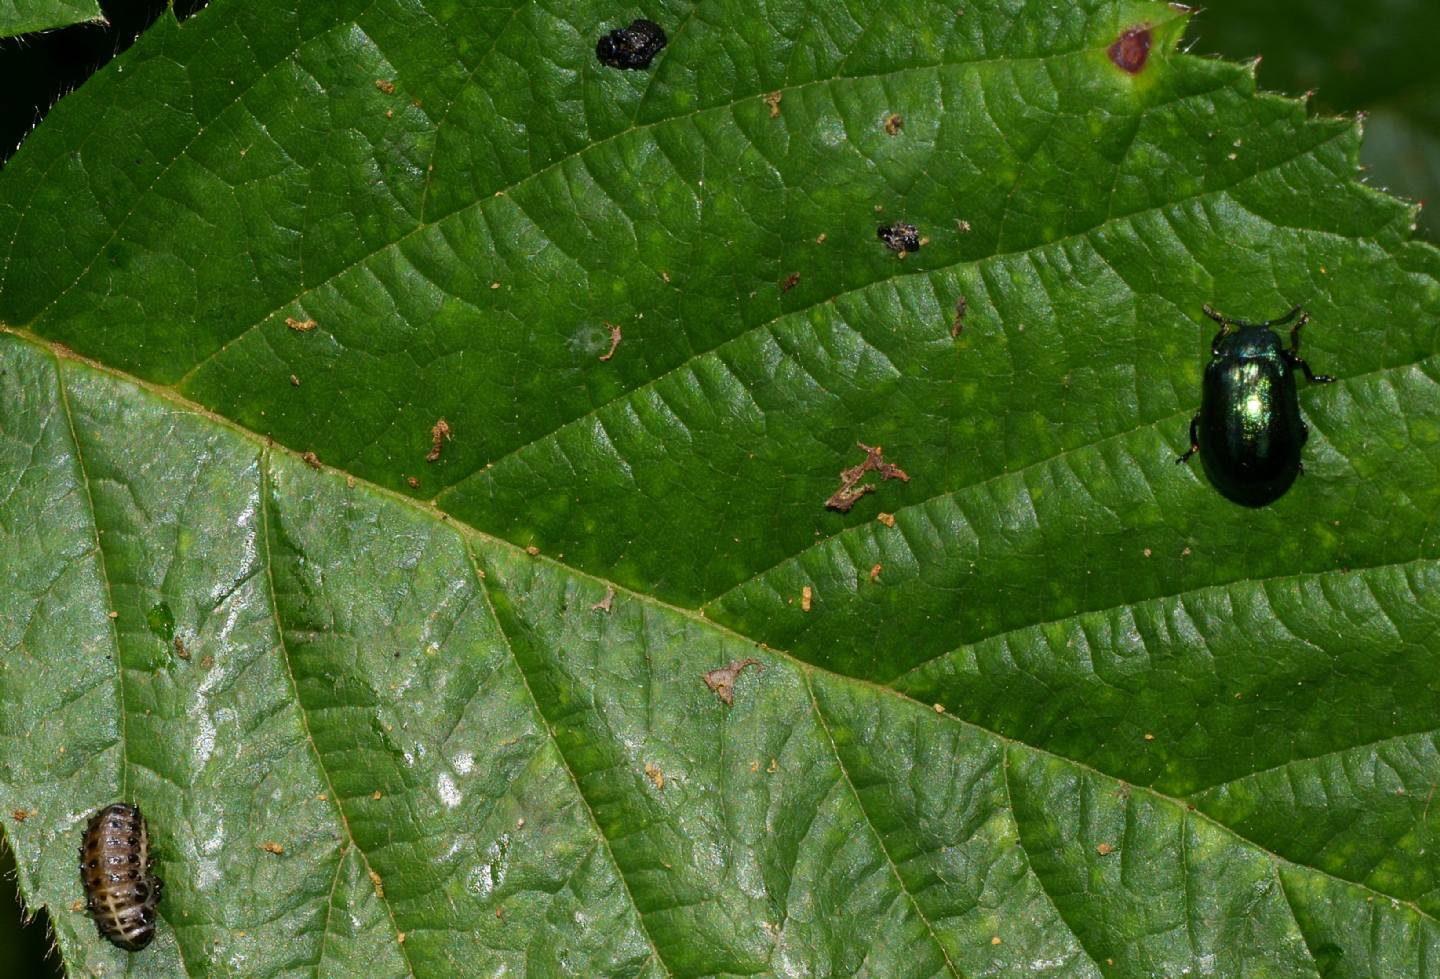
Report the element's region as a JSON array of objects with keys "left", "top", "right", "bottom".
[
  {"left": 1, "top": 0, "right": 1439, "bottom": 975},
  {"left": 1194, "top": 0, "right": 1440, "bottom": 238},
  {"left": 0, "top": 0, "right": 101, "bottom": 37}
]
